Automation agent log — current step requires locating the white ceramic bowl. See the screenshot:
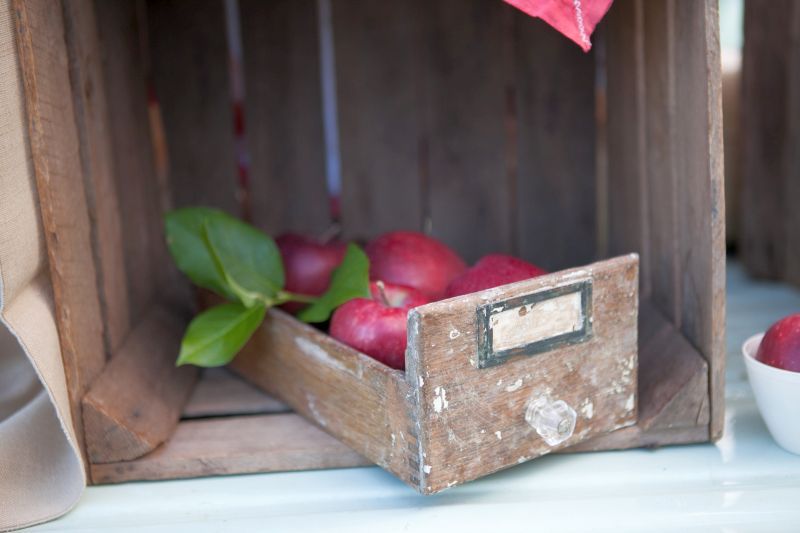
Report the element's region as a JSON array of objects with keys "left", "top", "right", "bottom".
[{"left": 743, "top": 333, "right": 800, "bottom": 455}]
